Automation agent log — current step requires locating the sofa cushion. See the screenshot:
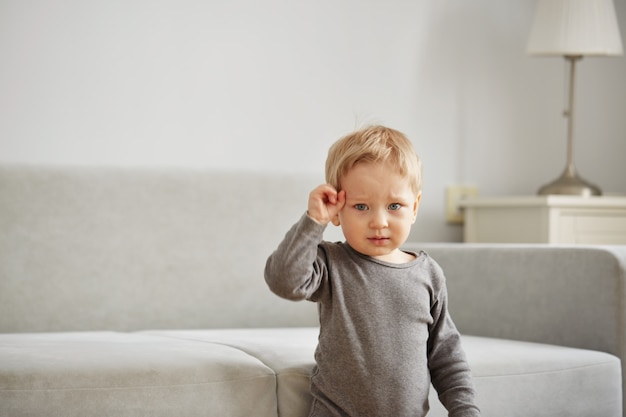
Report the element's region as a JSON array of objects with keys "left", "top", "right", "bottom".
[
  {"left": 0, "top": 332, "right": 277, "bottom": 417},
  {"left": 146, "top": 328, "right": 622, "bottom": 417},
  {"left": 430, "top": 336, "right": 622, "bottom": 417},
  {"left": 145, "top": 328, "right": 317, "bottom": 417}
]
